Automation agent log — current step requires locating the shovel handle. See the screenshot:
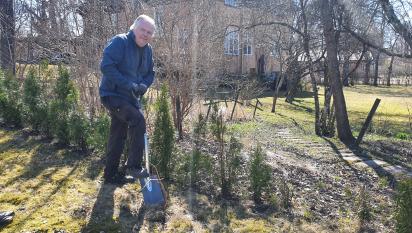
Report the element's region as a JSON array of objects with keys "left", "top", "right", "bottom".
[{"left": 144, "top": 133, "right": 150, "bottom": 174}]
